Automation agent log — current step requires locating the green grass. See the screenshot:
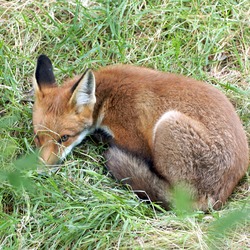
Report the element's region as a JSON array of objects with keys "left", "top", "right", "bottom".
[{"left": 0, "top": 0, "right": 249, "bottom": 249}]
